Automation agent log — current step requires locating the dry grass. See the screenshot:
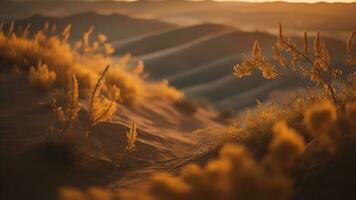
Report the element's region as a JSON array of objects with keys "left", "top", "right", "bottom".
[
  {"left": 87, "top": 65, "right": 117, "bottom": 132},
  {"left": 0, "top": 21, "right": 183, "bottom": 105},
  {"left": 234, "top": 25, "right": 355, "bottom": 105}
]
